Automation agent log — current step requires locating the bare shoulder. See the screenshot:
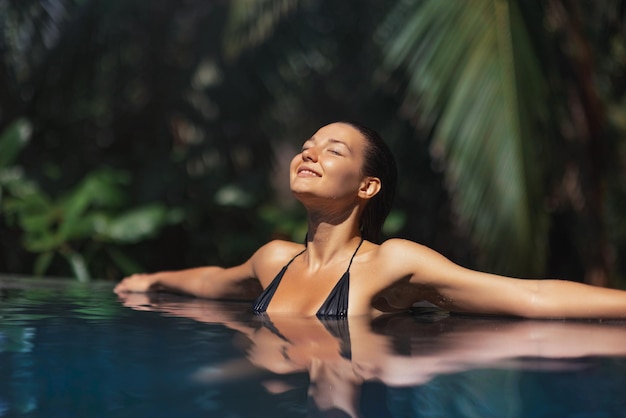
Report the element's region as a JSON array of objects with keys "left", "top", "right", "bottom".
[
  {"left": 378, "top": 238, "right": 434, "bottom": 261},
  {"left": 379, "top": 237, "right": 424, "bottom": 251},
  {"left": 355, "top": 238, "right": 432, "bottom": 282},
  {"left": 349, "top": 239, "right": 442, "bottom": 310},
  {"left": 249, "top": 240, "right": 306, "bottom": 284},
  {"left": 253, "top": 240, "right": 305, "bottom": 260},
  {"left": 375, "top": 238, "right": 458, "bottom": 282}
]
